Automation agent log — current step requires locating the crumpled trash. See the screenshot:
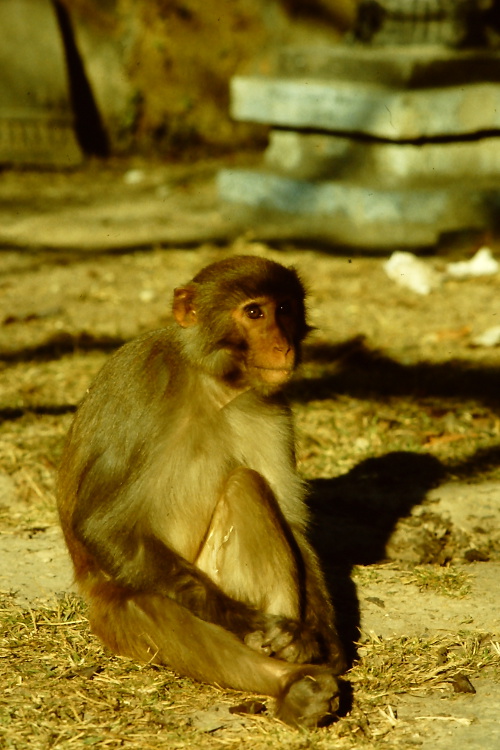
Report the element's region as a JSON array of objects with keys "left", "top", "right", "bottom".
[
  {"left": 471, "top": 325, "right": 500, "bottom": 348},
  {"left": 446, "top": 247, "right": 499, "bottom": 279},
  {"left": 383, "top": 251, "right": 442, "bottom": 295}
]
